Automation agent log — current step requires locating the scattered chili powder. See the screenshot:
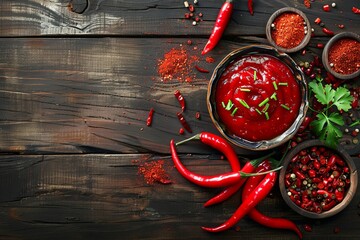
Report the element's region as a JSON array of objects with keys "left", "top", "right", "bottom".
[
  {"left": 304, "top": 0, "right": 311, "bottom": 9},
  {"left": 206, "top": 56, "right": 215, "bottom": 63},
  {"left": 138, "top": 160, "right": 172, "bottom": 185},
  {"left": 158, "top": 47, "right": 199, "bottom": 82},
  {"left": 328, "top": 38, "right": 360, "bottom": 75},
  {"left": 271, "top": 13, "right": 306, "bottom": 49}
]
